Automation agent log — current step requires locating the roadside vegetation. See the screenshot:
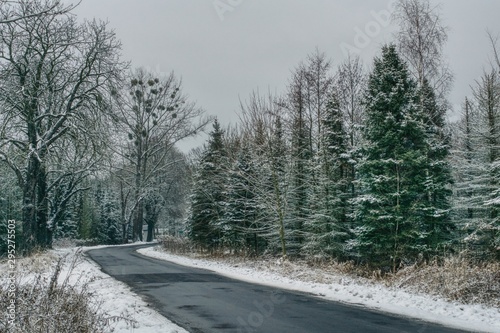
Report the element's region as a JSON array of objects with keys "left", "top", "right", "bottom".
[
  {"left": 160, "top": 236, "right": 500, "bottom": 308},
  {"left": 0, "top": 250, "right": 109, "bottom": 333}
]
